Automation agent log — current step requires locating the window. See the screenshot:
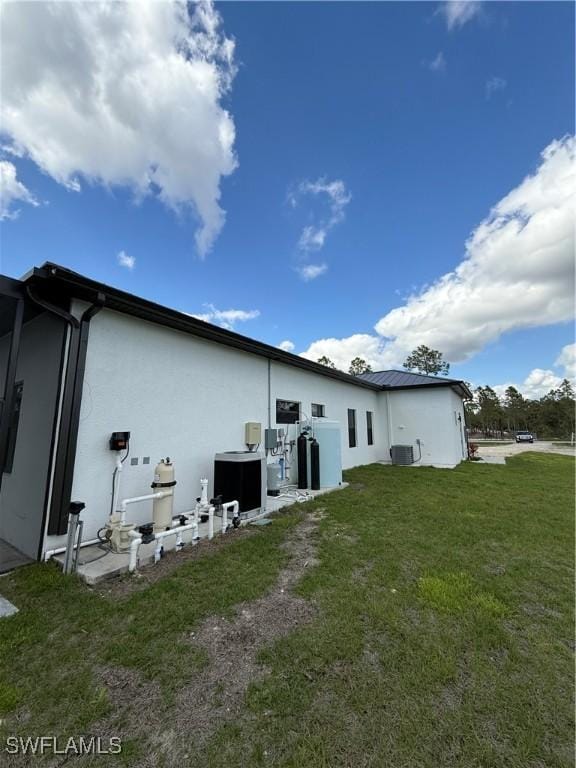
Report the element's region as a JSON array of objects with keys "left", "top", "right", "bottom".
[
  {"left": 311, "top": 403, "right": 325, "bottom": 418},
  {"left": 366, "top": 411, "right": 374, "bottom": 446},
  {"left": 276, "top": 399, "right": 300, "bottom": 424},
  {"left": 348, "top": 408, "right": 357, "bottom": 448},
  {"left": 4, "top": 381, "right": 23, "bottom": 474}
]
